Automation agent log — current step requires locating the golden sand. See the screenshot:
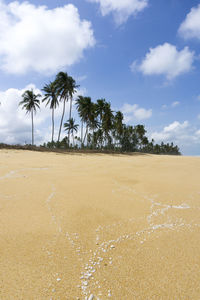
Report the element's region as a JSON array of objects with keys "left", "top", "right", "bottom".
[{"left": 0, "top": 150, "right": 200, "bottom": 299}]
